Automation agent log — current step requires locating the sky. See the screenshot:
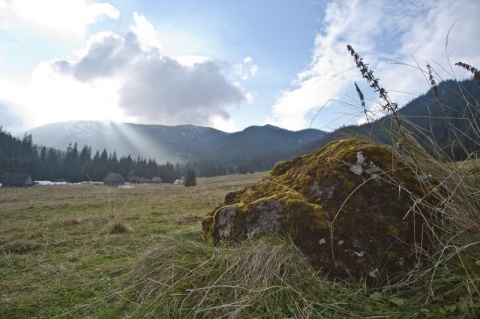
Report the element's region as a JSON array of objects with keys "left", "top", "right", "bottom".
[{"left": 0, "top": 0, "right": 479, "bottom": 135}]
